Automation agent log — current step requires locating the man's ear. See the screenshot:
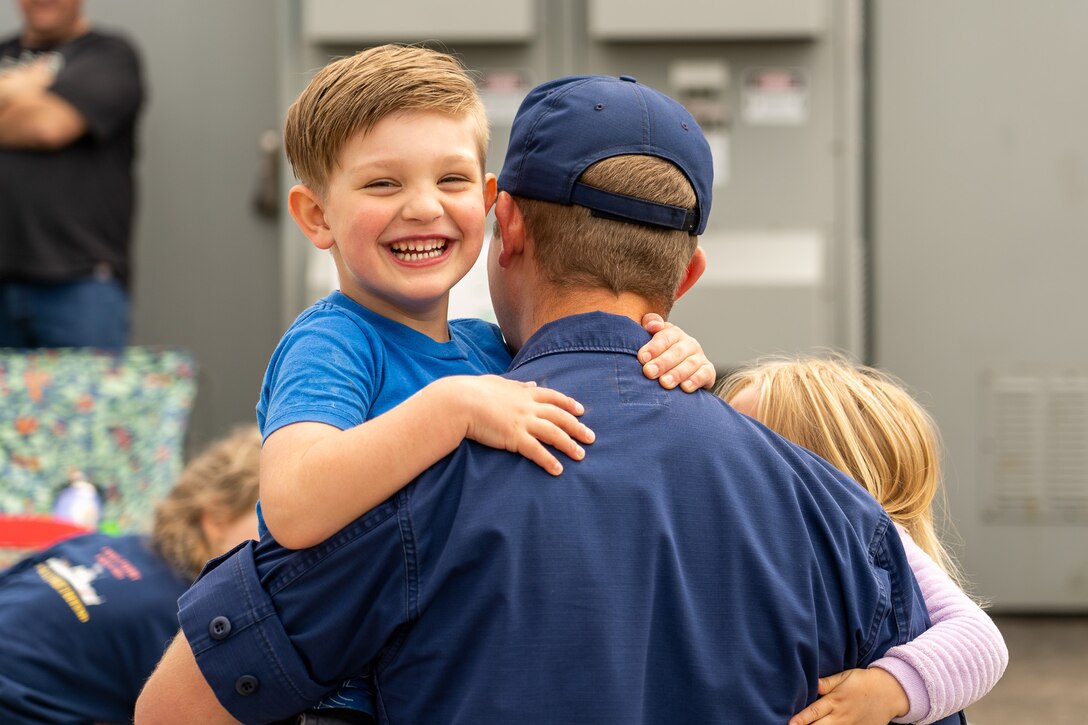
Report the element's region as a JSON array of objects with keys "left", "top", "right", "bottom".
[
  {"left": 674, "top": 246, "right": 707, "bottom": 301},
  {"left": 287, "top": 184, "right": 335, "bottom": 250},
  {"left": 493, "top": 191, "right": 526, "bottom": 268}
]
